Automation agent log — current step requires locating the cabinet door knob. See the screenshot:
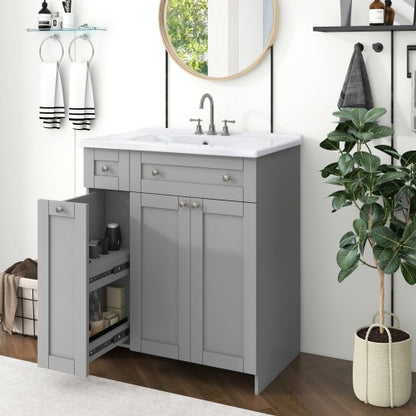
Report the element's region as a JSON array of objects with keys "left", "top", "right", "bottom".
[
  {"left": 222, "top": 174, "right": 231, "bottom": 182},
  {"left": 191, "top": 202, "right": 200, "bottom": 210},
  {"left": 151, "top": 169, "right": 159, "bottom": 176},
  {"left": 179, "top": 200, "right": 187, "bottom": 208},
  {"left": 101, "top": 165, "right": 109, "bottom": 172},
  {"left": 55, "top": 205, "right": 64, "bottom": 213}
]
